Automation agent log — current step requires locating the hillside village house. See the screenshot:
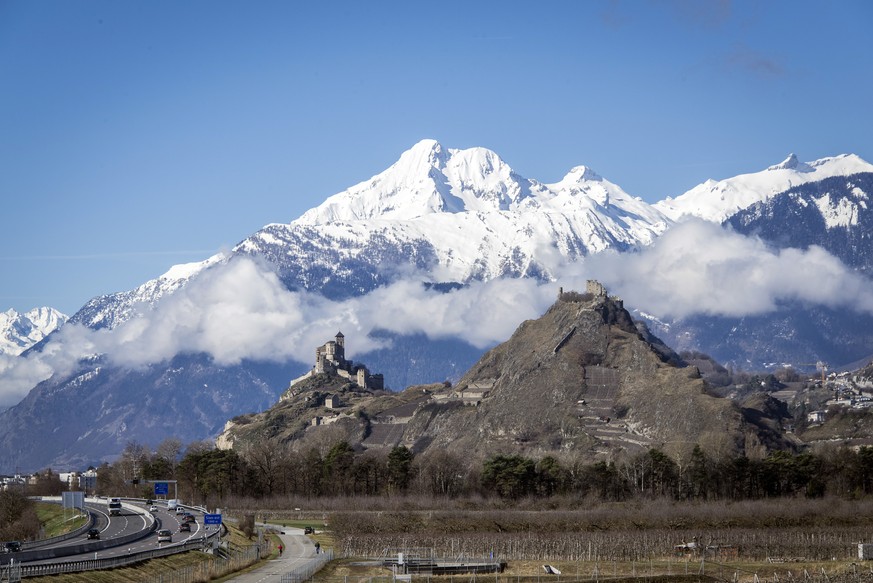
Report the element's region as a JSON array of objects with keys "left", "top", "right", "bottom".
[{"left": 807, "top": 410, "right": 826, "bottom": 424}]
